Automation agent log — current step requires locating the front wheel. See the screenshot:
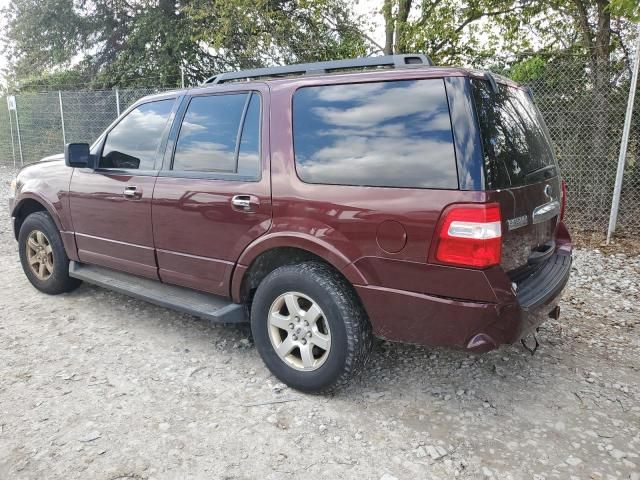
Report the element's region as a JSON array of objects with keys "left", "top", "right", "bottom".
[
  {"left": 18, "top": 211, "right": 81, "bottom": 295},
  {"left": 250, "top": 262, "right": 372, "bottom": 393}
]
